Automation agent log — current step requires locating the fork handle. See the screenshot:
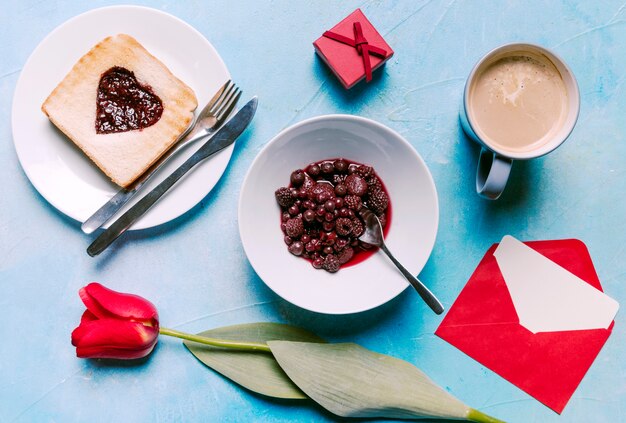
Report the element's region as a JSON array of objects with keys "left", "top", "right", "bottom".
[{"left": 379, "top": 243, "right": 444, "bottom": 314}]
